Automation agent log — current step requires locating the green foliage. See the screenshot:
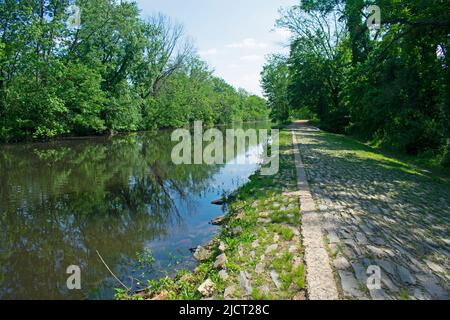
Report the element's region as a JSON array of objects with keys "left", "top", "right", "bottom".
[
  {"left": 136, "top": 248, "right": 156, "bottom": 268},
  {"left": 262, "top": 0, "right": 450, "bottom": 164},
  {"left": 261, "top": 55, "right": 291, "bottom": 123},
  {"left": 0, "top": 0, "right": 268, "bottom": 141}
]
